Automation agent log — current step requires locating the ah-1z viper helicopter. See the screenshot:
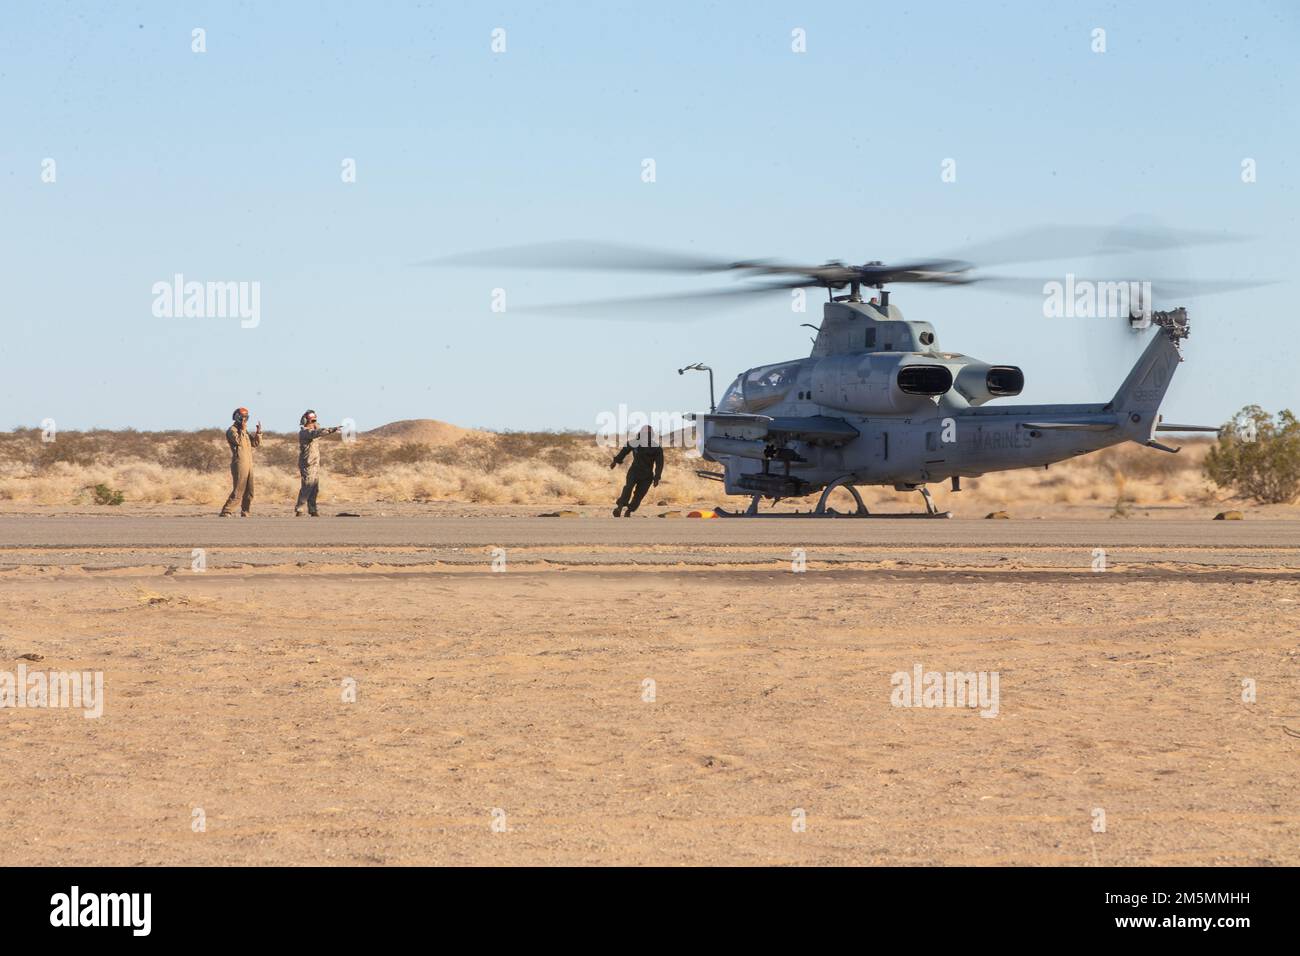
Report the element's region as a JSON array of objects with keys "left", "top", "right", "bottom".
[
  {"left": 440, "top": 228, "right": 1235, "bottom": 516},
  {"left": 696, "top": 278, "right": 1194, "bottom": 517}
]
